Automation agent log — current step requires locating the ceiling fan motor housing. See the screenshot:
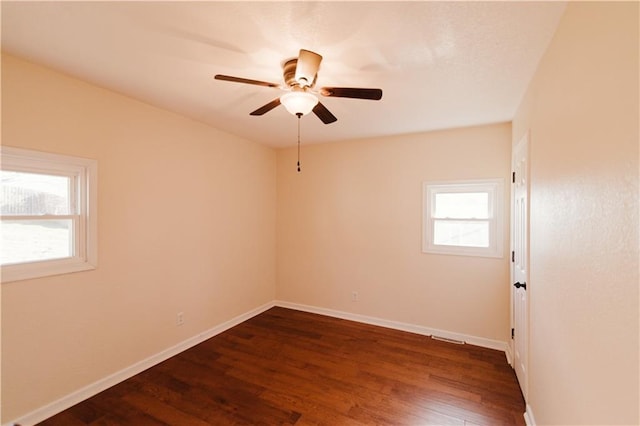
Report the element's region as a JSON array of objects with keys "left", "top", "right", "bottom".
[{"left": 283, "top": 58, "right": 316, "bottom": 89}]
